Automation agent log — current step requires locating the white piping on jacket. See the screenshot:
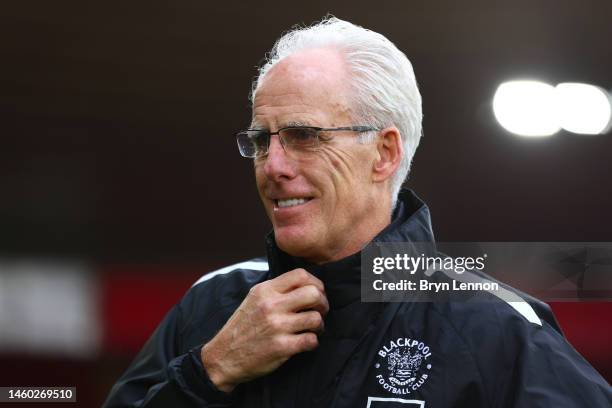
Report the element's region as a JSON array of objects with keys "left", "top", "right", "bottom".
[{"left": 192, "top": 261, "right": 269, "bottom": 287}]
